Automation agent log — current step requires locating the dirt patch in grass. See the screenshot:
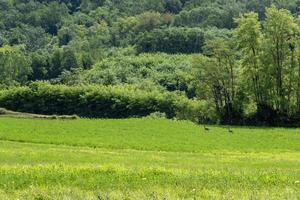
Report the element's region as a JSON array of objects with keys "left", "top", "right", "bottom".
[{"left": 0, "top": 108, "right": 78, "bottom": 120}]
